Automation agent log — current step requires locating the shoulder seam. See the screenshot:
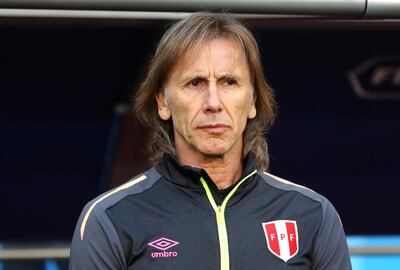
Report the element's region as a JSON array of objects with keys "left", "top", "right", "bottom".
[
  {"left": 258, "top": 170, "right": 329, "bottom": 207},
  {"left": 261, "top": 171, "right": 316, "bottom": 193},
  {"left": 260, "top": 171, "right": 330, "bottom": 211},
  {"left": 80, "top": 174, "right": 147, "bottom": 240}
]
